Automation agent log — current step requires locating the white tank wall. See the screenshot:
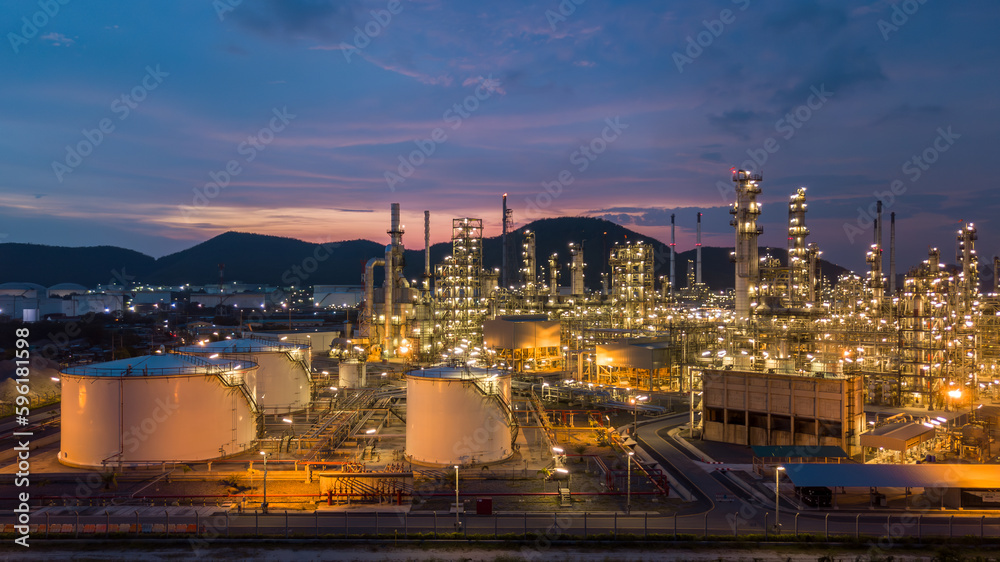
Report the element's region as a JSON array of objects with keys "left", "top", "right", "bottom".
[
  {"left": 186, "top": 350, "right": 309, "bottom": 413},
  {"left": 60, "top": 373, "right": 257, "bottom": 468},
  {"left": 338, "top": 360, "right": 366, "bottom": 388},
  {"left": 406, "top": 373, "right": 513, "bottom": 466}
]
